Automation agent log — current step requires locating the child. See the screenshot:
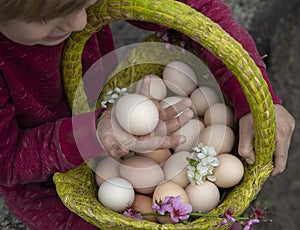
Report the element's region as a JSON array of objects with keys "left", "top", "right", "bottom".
[{"left": 0, "top": 0, "right": 295, "bottom": 229}]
